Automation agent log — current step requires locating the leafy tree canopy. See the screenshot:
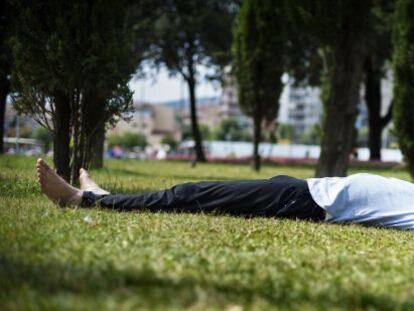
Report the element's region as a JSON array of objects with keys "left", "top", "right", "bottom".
[
  {"left": 214, "top": 117, "right": 251, "bottom": 142},
  {"left": 108, "top": 132, "right": 147, "bottom": 149},
  {"left": 11, "top": 0, "right": 137, "bottom": 128},
  {"left": 393, "top": 0, "right": 414, "bottom": 177}
]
